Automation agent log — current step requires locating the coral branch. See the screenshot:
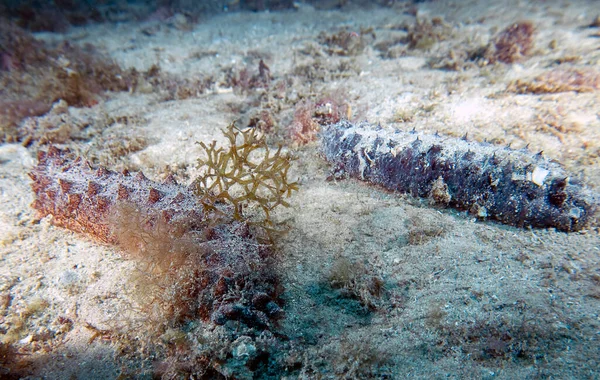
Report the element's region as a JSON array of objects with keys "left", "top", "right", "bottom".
[{"left": 192, "top": 123, "right": 298, "bottom": 239}]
